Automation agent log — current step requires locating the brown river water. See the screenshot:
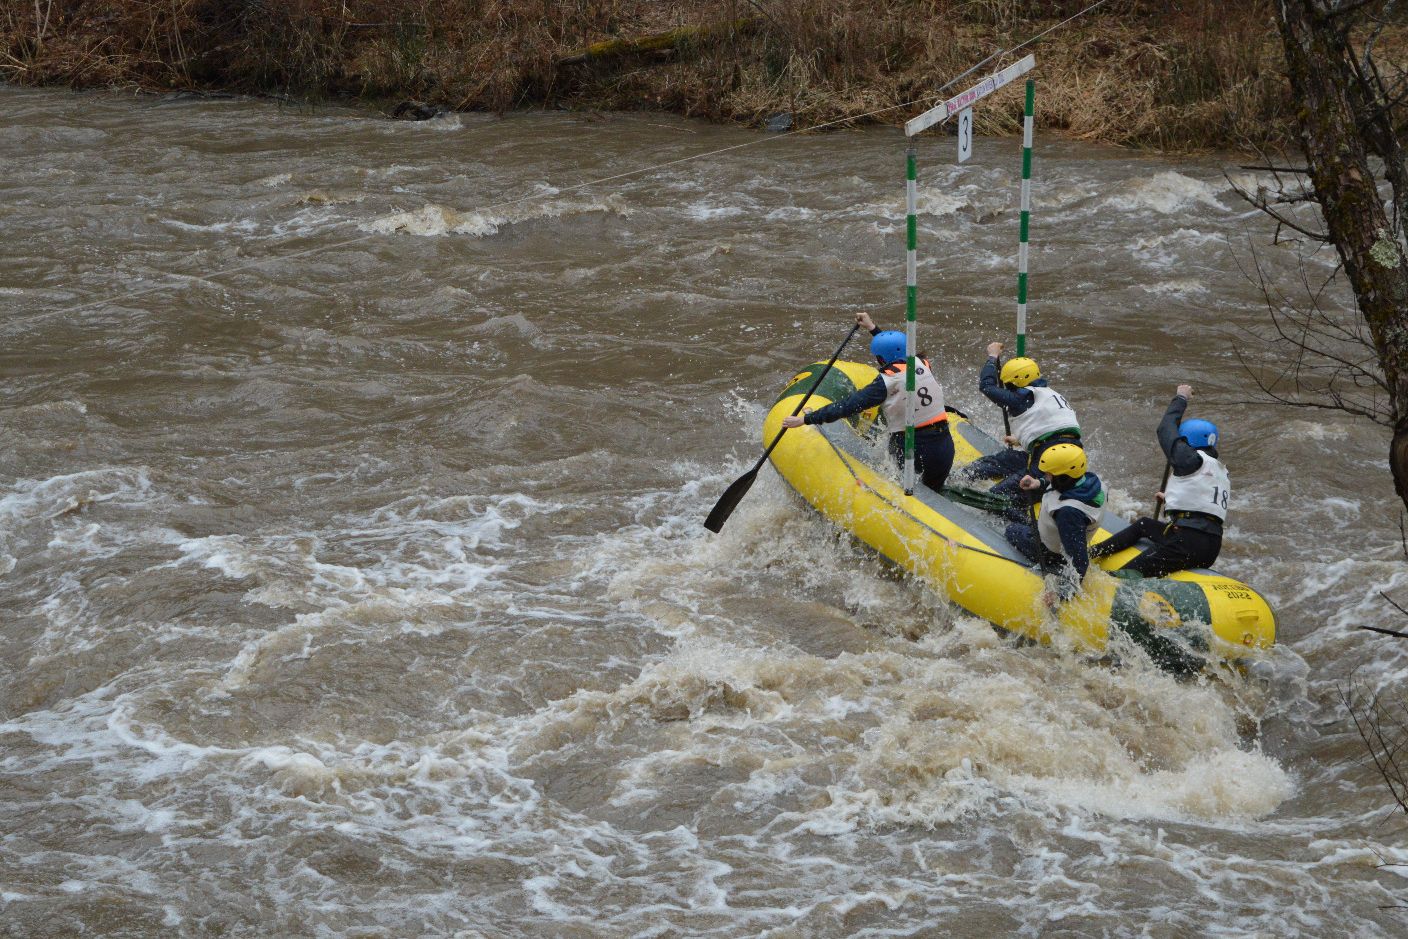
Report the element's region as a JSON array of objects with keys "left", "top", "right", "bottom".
[{"left": 2, "top": 84, "right": 1407, "bottom": 937}]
